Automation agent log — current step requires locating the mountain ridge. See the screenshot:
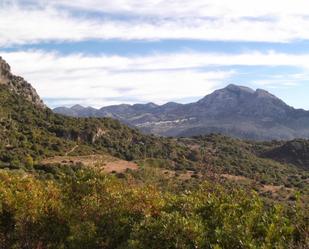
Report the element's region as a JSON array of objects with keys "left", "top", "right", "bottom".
[{"left": 54, "top": 84, "right": 309, "bottom": 140}]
